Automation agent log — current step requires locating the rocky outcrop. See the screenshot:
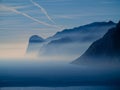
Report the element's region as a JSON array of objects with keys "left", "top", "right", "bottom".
[{"left": 73, "top": 21, "right": 120, "bottom": 64}]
